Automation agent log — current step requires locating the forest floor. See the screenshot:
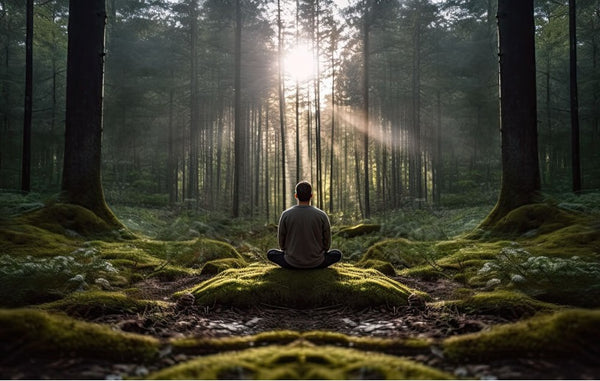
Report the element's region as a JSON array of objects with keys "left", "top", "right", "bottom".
[
  {"left": 1, "top": 194, "right": 600, "bottom": 379},
  {"left": 4, "top": 273, "right": 599, "bottom": 380}
]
